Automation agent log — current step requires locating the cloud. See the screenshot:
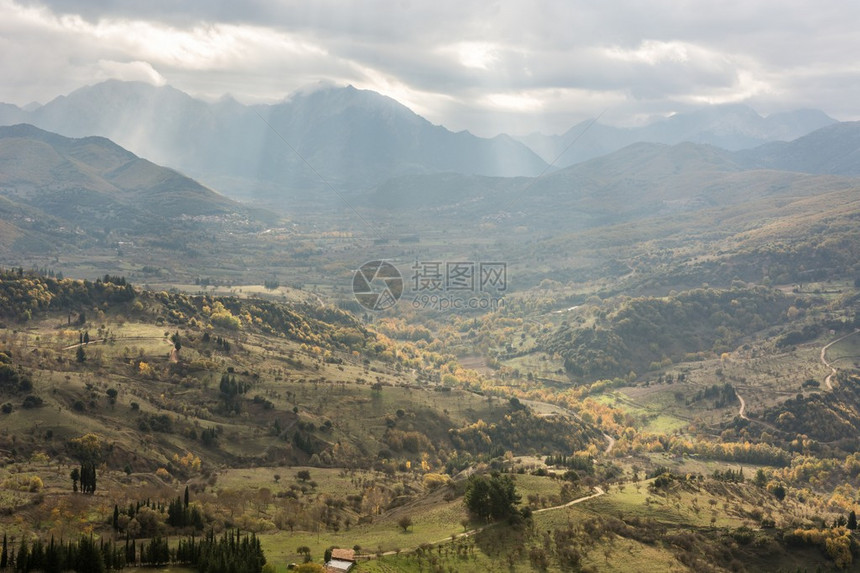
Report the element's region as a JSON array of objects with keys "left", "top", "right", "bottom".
[
  {"left": 96, "top": 60, "right": 166, "bottom": 85},
  {"left": 2, "top": 0, "right": 860, "bottom": 134}
]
